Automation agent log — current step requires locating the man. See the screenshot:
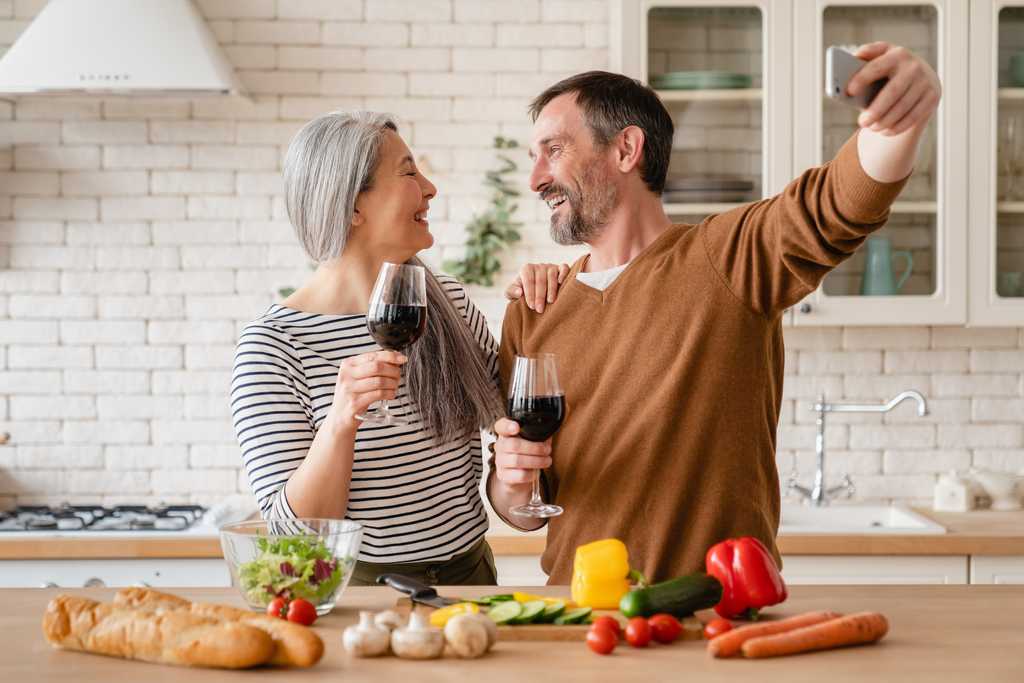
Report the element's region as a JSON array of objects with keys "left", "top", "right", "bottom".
[{"left": 487, "top": 43, "right": 942, "bottom": 584}]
